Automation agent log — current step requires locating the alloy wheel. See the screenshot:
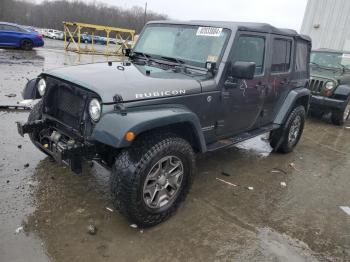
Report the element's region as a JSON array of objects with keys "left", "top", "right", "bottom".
[{"left": 143, "top": 156, "right": 184, "bottom": 209}]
